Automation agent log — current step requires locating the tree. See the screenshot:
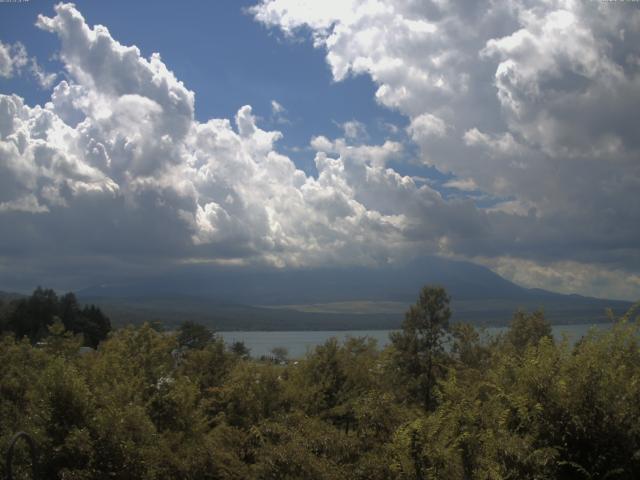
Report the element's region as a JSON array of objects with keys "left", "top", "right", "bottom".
[
  {"left": 44, "top": 317, "right": 82, "bottom": 357},
  {"left": 390, "top": 285, "right": 451, "bottom": 410},
  {"left": 229, "top": 340, "right": 251, "bottom": 359},
  {"left": 79, "top": 304, "right": 111, "bottom": 348},
  {"left": 0, "top": 298, "right": 6, "bottom": 333},
  {"left": 7, "top": 287, "right": 58, "bottom": 342},
  {"left": 3, "top": 288, "right": 110, "bottom": 347},
  {"left": 450, "top": 322, "right": 489, "bottom": 370},
  {"left": 59, "top": 292, "right": 80, "bottom": 332},
  {"left": 505, "top": 309, "right": 552, "bottom": 353},
  {"left": 270, "top": 346, "right": 289, "bottom": 364},
  {"left": 177, "top": 321, "right": 213, "bottom": 350}
]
